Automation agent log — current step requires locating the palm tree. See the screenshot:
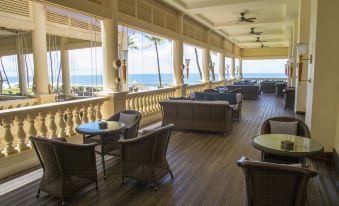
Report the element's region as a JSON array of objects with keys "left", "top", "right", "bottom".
[
  {"left": 127, "top": 34, "right": 138, "bottom": 50},
  {"left": 145, "top": 36, "right": 164, "bottom": 88},
  {"left": 194, "top": 48, "right": 202, "bottom": 80}
]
